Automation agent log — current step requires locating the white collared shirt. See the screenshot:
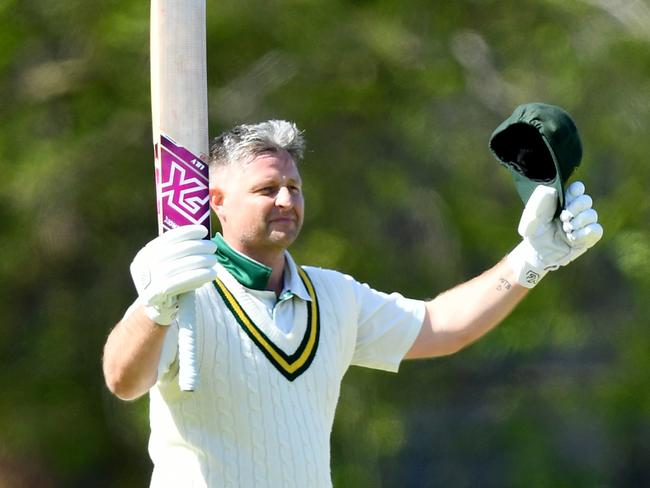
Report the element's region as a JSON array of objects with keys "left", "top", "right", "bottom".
[
  {"left": 144, "top": 254, "right": 425, "bottom": 487},
  {"left": 246, "top": 253, "right": 310, "bottom": 333}
]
